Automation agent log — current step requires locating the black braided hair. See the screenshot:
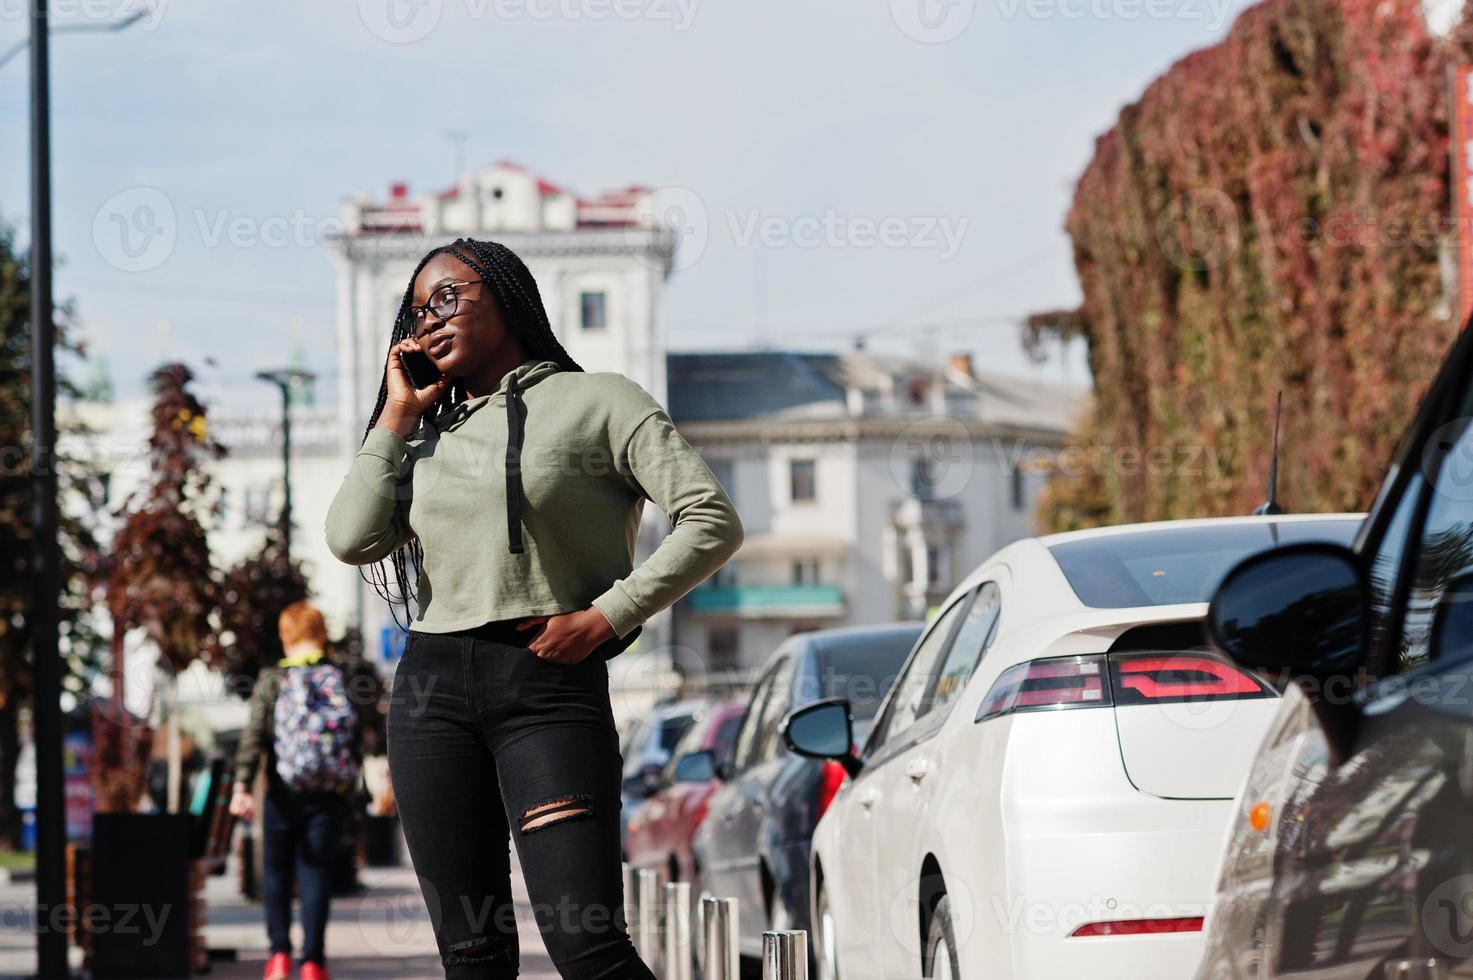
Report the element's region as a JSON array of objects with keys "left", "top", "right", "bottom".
[{"left": 357, "top": 237, "right": 585, "bottom": 631}]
